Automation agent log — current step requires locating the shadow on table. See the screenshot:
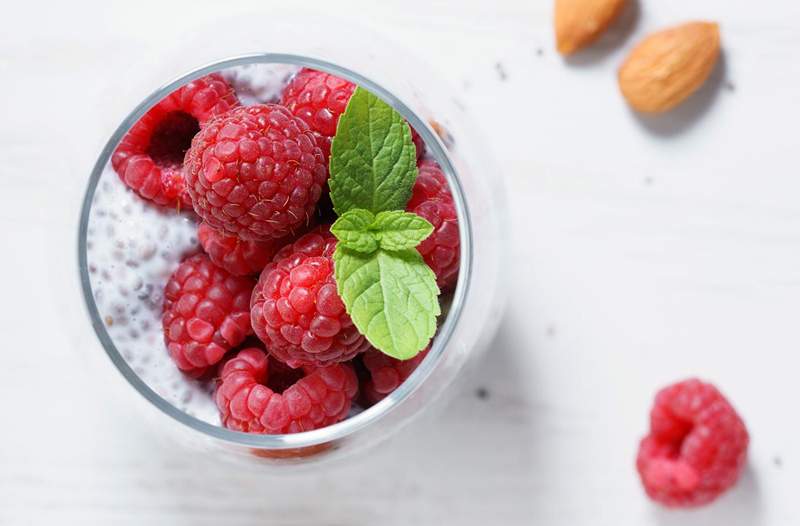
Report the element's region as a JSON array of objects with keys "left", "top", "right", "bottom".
[
  {"left": 342, "top": 313, "right": 545, "bottom": 522},
  {"left": 651, "top": 465, "right": 763, "bottom": 526},
  {"left": 158, "top": 314, "right": 545, "bottom": 525}
]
